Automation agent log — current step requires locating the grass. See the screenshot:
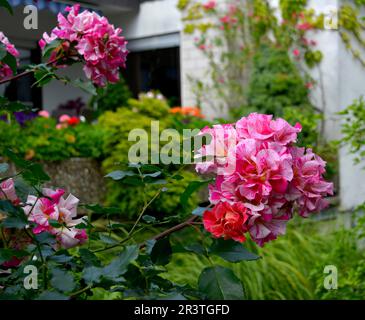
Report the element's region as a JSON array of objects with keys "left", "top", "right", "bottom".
[{"left": 163, "top": 217, "right": 353, "bottom": 300}]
